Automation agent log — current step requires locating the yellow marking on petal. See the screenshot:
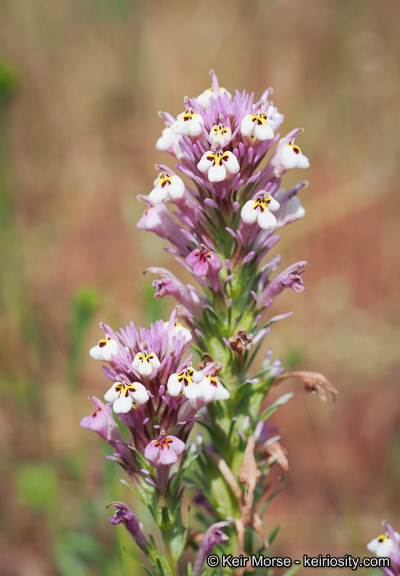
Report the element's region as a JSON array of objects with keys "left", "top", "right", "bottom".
[
  {"left": 250, "top": 113, "right": 268, "bottom": 126},
  {"left": 114, "top": 382, "right": 137, "bottom": 397},
  {"left": 209, "top": 377, "right": 219, "bottom": 387},
  {"left": 182, "top": 109, "right": 197, "bottom": 121},
  {"left": 206, "top": 152, "right": 230, "bottom": 166},
  {"left": 158, "top": 173, "right": 173, "bottom": 188},
  {"left": 98, "top": 337, "right": 111, "bottom": 348},
  {"left": 211, "top": 125, "right": 229, "bottom": 136},
  {"left": 177, "top": 367, "right": 194, "bottom": 386},
  {"left": 252, "top": 194, "right": 272, "bottom": 213},
  {"left": 289, "top": 144, "right": 301, "bottom": 154},
  {"left": 377, "top": 534, "right": 389, "bottom": 543},
  {"left": 137, "top": 353, "right": 156, "bottom": 364}
]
